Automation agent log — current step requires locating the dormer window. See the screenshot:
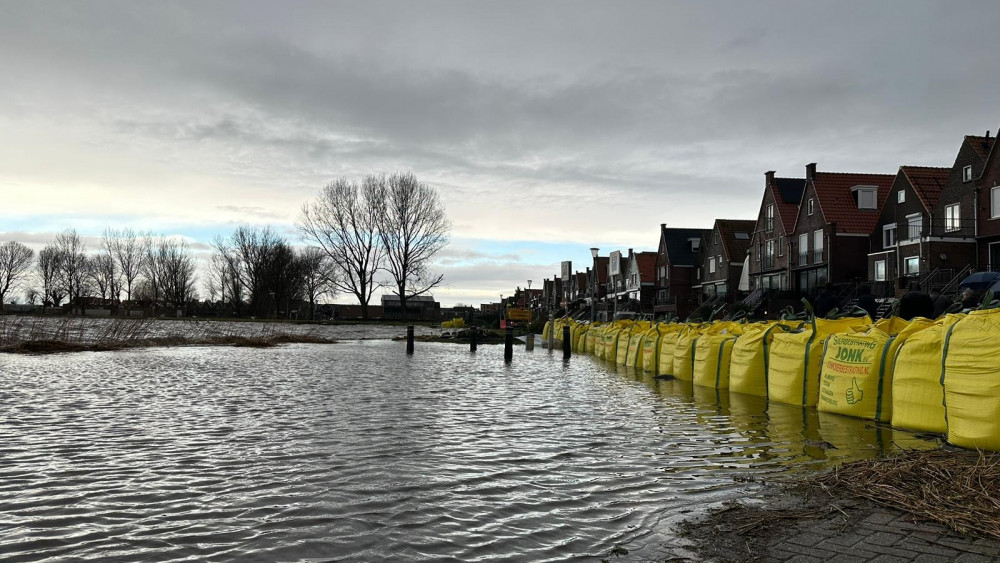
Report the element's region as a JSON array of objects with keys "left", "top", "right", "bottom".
[
  {"left": 689, "top": 238, "right": 700, "bottom": 252},
  {"left": 964, "top": 165, "right": 973, "bottom": 182},
  {"left": 851, "top": 186, "right": 878, "bottom": 210},
  {"left": 734, "top": 231, "right": 749, "bottom": 240}
]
